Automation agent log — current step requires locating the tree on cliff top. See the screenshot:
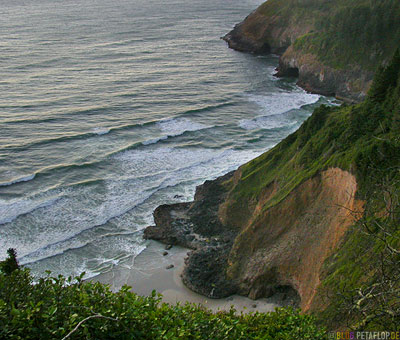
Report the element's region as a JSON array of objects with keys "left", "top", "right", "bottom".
[
  {"left": 0, "top": 248, "right": 19, "bottom": 275},
  {"left": 368, "top": 49, "right": 400, "bottom": 103}
]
